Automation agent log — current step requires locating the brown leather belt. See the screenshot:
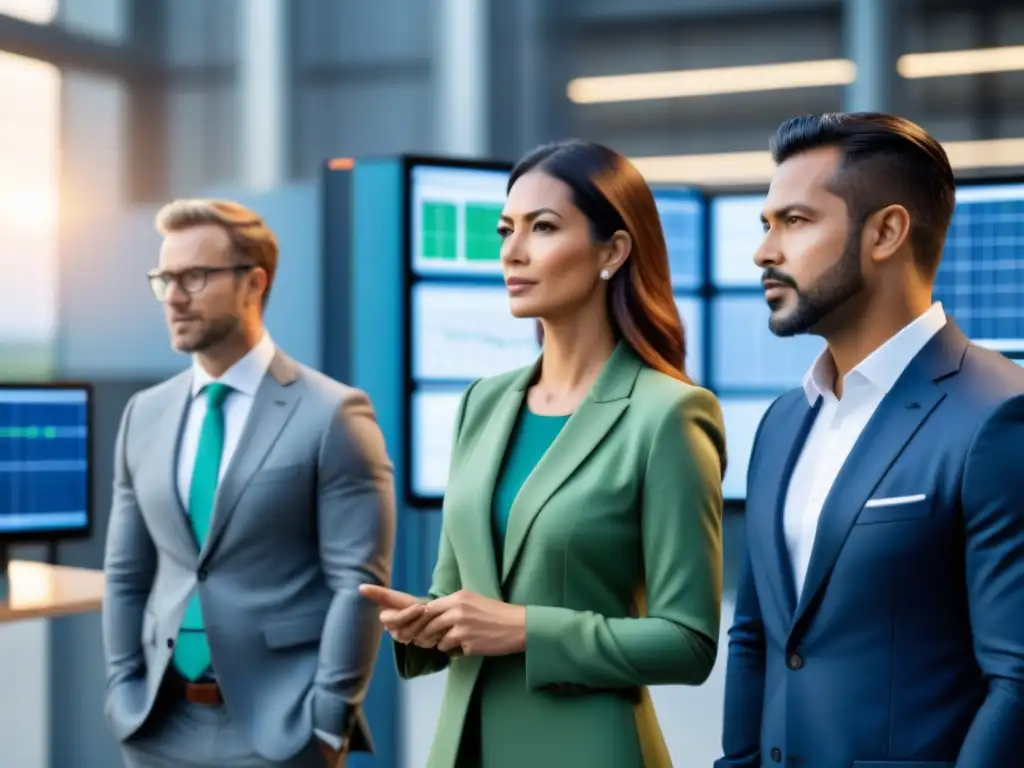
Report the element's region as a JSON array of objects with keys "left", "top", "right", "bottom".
[{"left": 163, "top": 670, "right": 223, "bottom": 706}]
